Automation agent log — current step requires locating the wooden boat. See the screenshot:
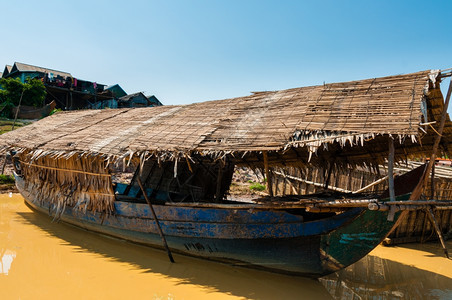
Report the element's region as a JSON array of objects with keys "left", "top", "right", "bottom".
[
  {"left": 270, "top": 161, "right": 452, "bottom": 245},
  {"left": 1, "top": 69, "right": 452, "bottom": 276},
  {"left": 13, "top": 164, "right": 423, "bottom": 276},
  {"left": 11, "top": 100, "right": 56, "bottom": 119}
]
